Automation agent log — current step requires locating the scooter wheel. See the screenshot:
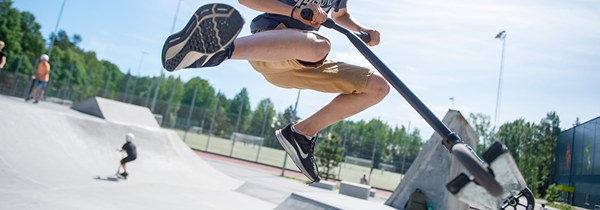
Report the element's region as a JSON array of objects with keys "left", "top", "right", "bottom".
[{"left": 501, "top": 187, "right": 535, "bottom": 210}]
